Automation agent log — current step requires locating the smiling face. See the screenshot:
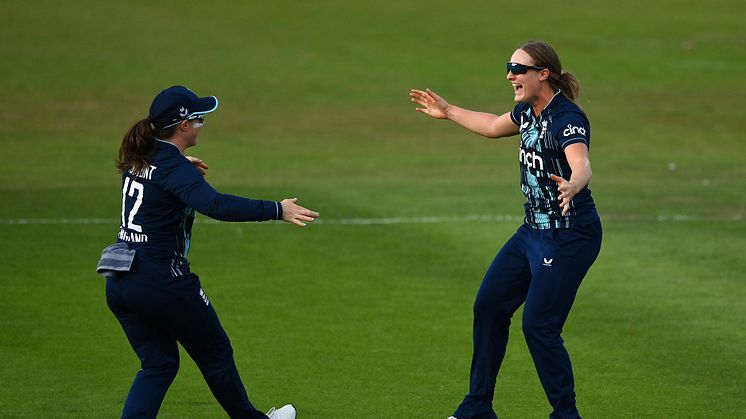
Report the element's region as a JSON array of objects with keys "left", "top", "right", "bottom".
[{"left": 506, "top": 48, "right": 550, "bottom": 105}]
